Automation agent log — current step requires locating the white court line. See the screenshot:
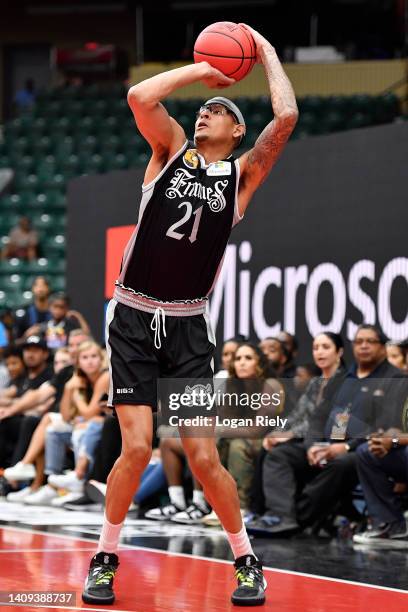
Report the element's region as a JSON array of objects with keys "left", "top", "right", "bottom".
[{"left": 1, "top": 524, "right": 408, "bottom": 597}]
